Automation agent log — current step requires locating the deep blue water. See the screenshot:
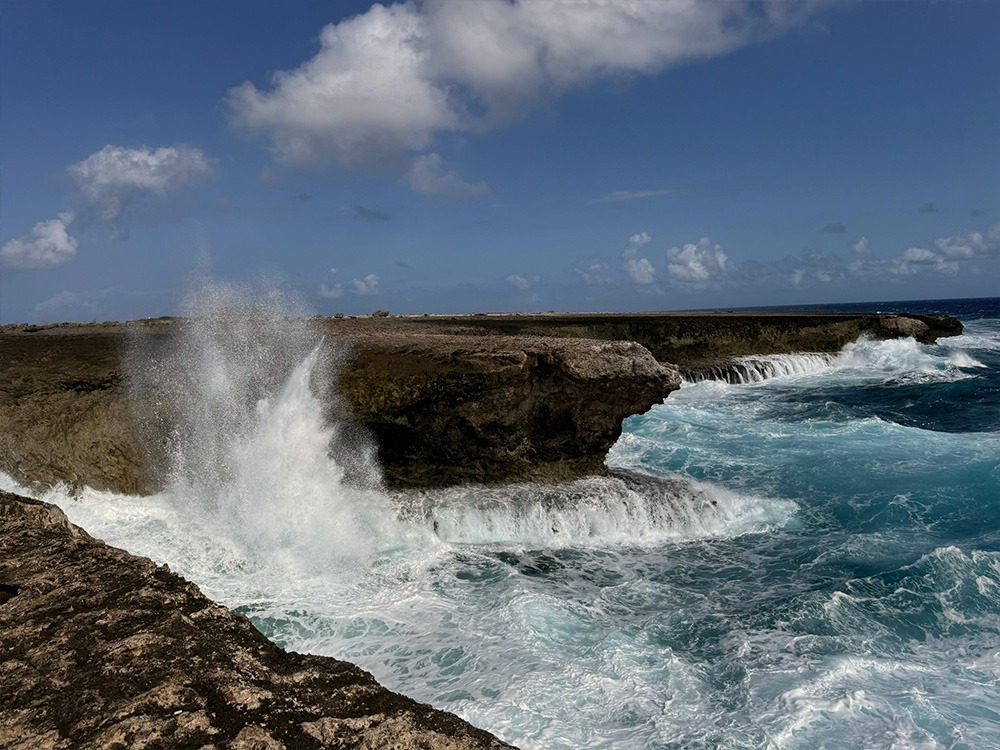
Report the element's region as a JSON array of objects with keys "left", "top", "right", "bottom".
[{"left": 15, "top": 296, "right": 999, "bottom": 749}]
